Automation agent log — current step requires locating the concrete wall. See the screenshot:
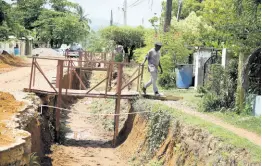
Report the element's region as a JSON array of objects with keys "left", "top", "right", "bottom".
[
  {"left": 0, "top": 41, "right": 16, "bottom": 55},
  {"left": 0, "top": 39, "right": 29, "bottom": 56},
  {"left": 253, "top": 95, "right": 261, "bottom": 116},
  {"left": 193, "top": 48, "right": 212, "bottom": 88}
]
